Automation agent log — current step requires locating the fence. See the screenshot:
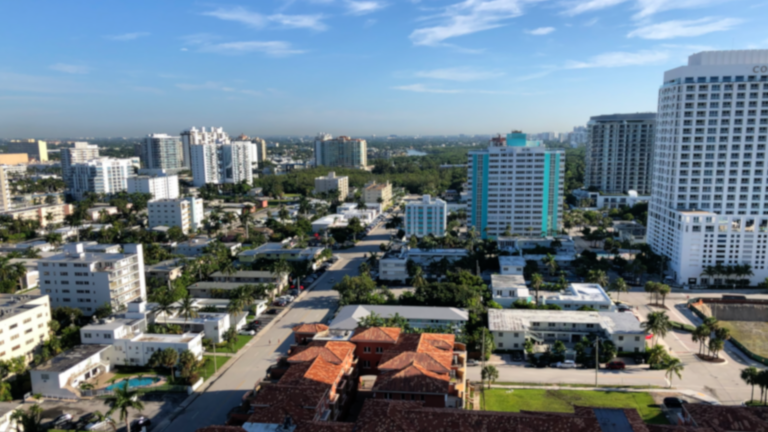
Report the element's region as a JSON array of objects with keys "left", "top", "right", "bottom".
[{"left": 687, "top": 297, "right": 768, "bottom": 366}]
